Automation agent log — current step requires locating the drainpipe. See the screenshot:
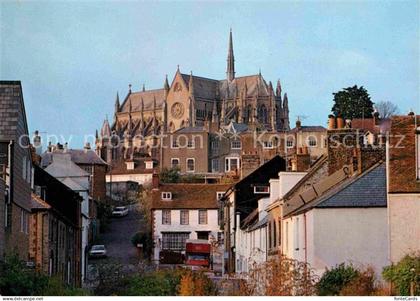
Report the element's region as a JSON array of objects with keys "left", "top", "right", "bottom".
[{"left": 304, "top": 212, "right": 307, "bottom": 264}]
